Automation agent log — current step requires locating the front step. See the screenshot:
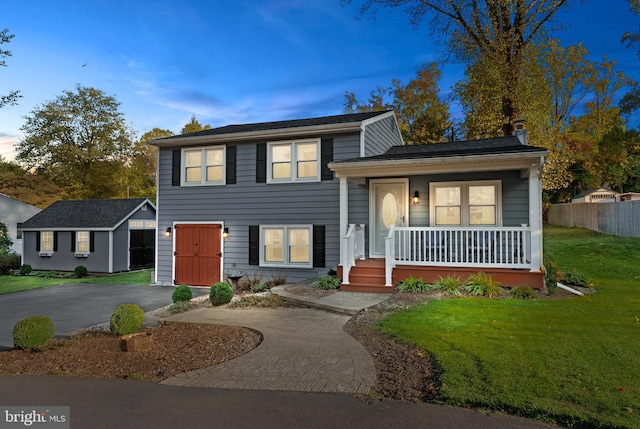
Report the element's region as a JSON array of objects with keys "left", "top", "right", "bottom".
[{"left": 339, "top": 259, "right": 393, "bottom": 293}]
